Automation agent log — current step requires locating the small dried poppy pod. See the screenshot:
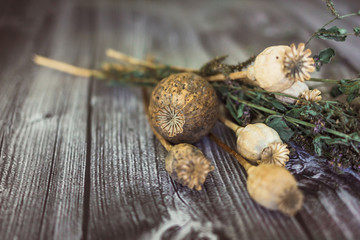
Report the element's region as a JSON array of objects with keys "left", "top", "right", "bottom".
[
  {"left": 165, "top": 143, "right": 214, "bottom": 191},
  {"left": 246, "top": 43, "right": 315, "bottom": 92},
  {"left": 296, "top": 89, "right": 322, "bottom": 105},
  {"left": 149, "top": 72, "right": 219, "bottom": 144},
  {"left": 235, "top": 123, "right": 289, "bottom": 166},
  {"left": 247, "top": 164, "right": 304, "bottom": 215},
  {"left": 275, "top": 81, "right": 309, "bottom": 104}
]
